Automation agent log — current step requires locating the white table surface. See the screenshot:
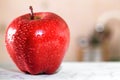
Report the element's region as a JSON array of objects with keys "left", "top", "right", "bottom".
[{"left": 0, "top": 62, "right": 120, "bottom": 80}]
